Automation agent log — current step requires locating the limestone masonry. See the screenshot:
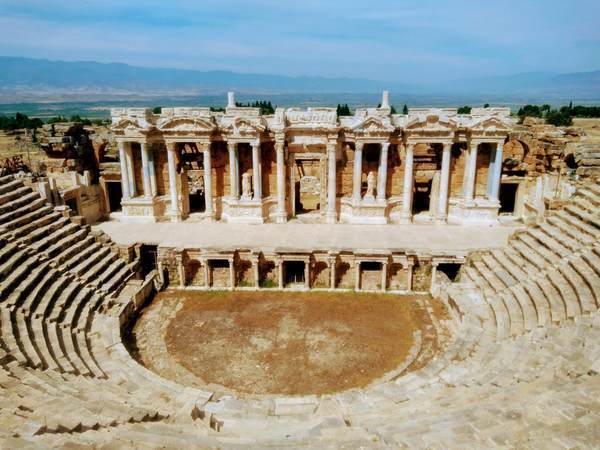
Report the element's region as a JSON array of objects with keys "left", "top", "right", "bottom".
[{"left": 0, "top": 91, "right": 598, "bottom": 448}]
